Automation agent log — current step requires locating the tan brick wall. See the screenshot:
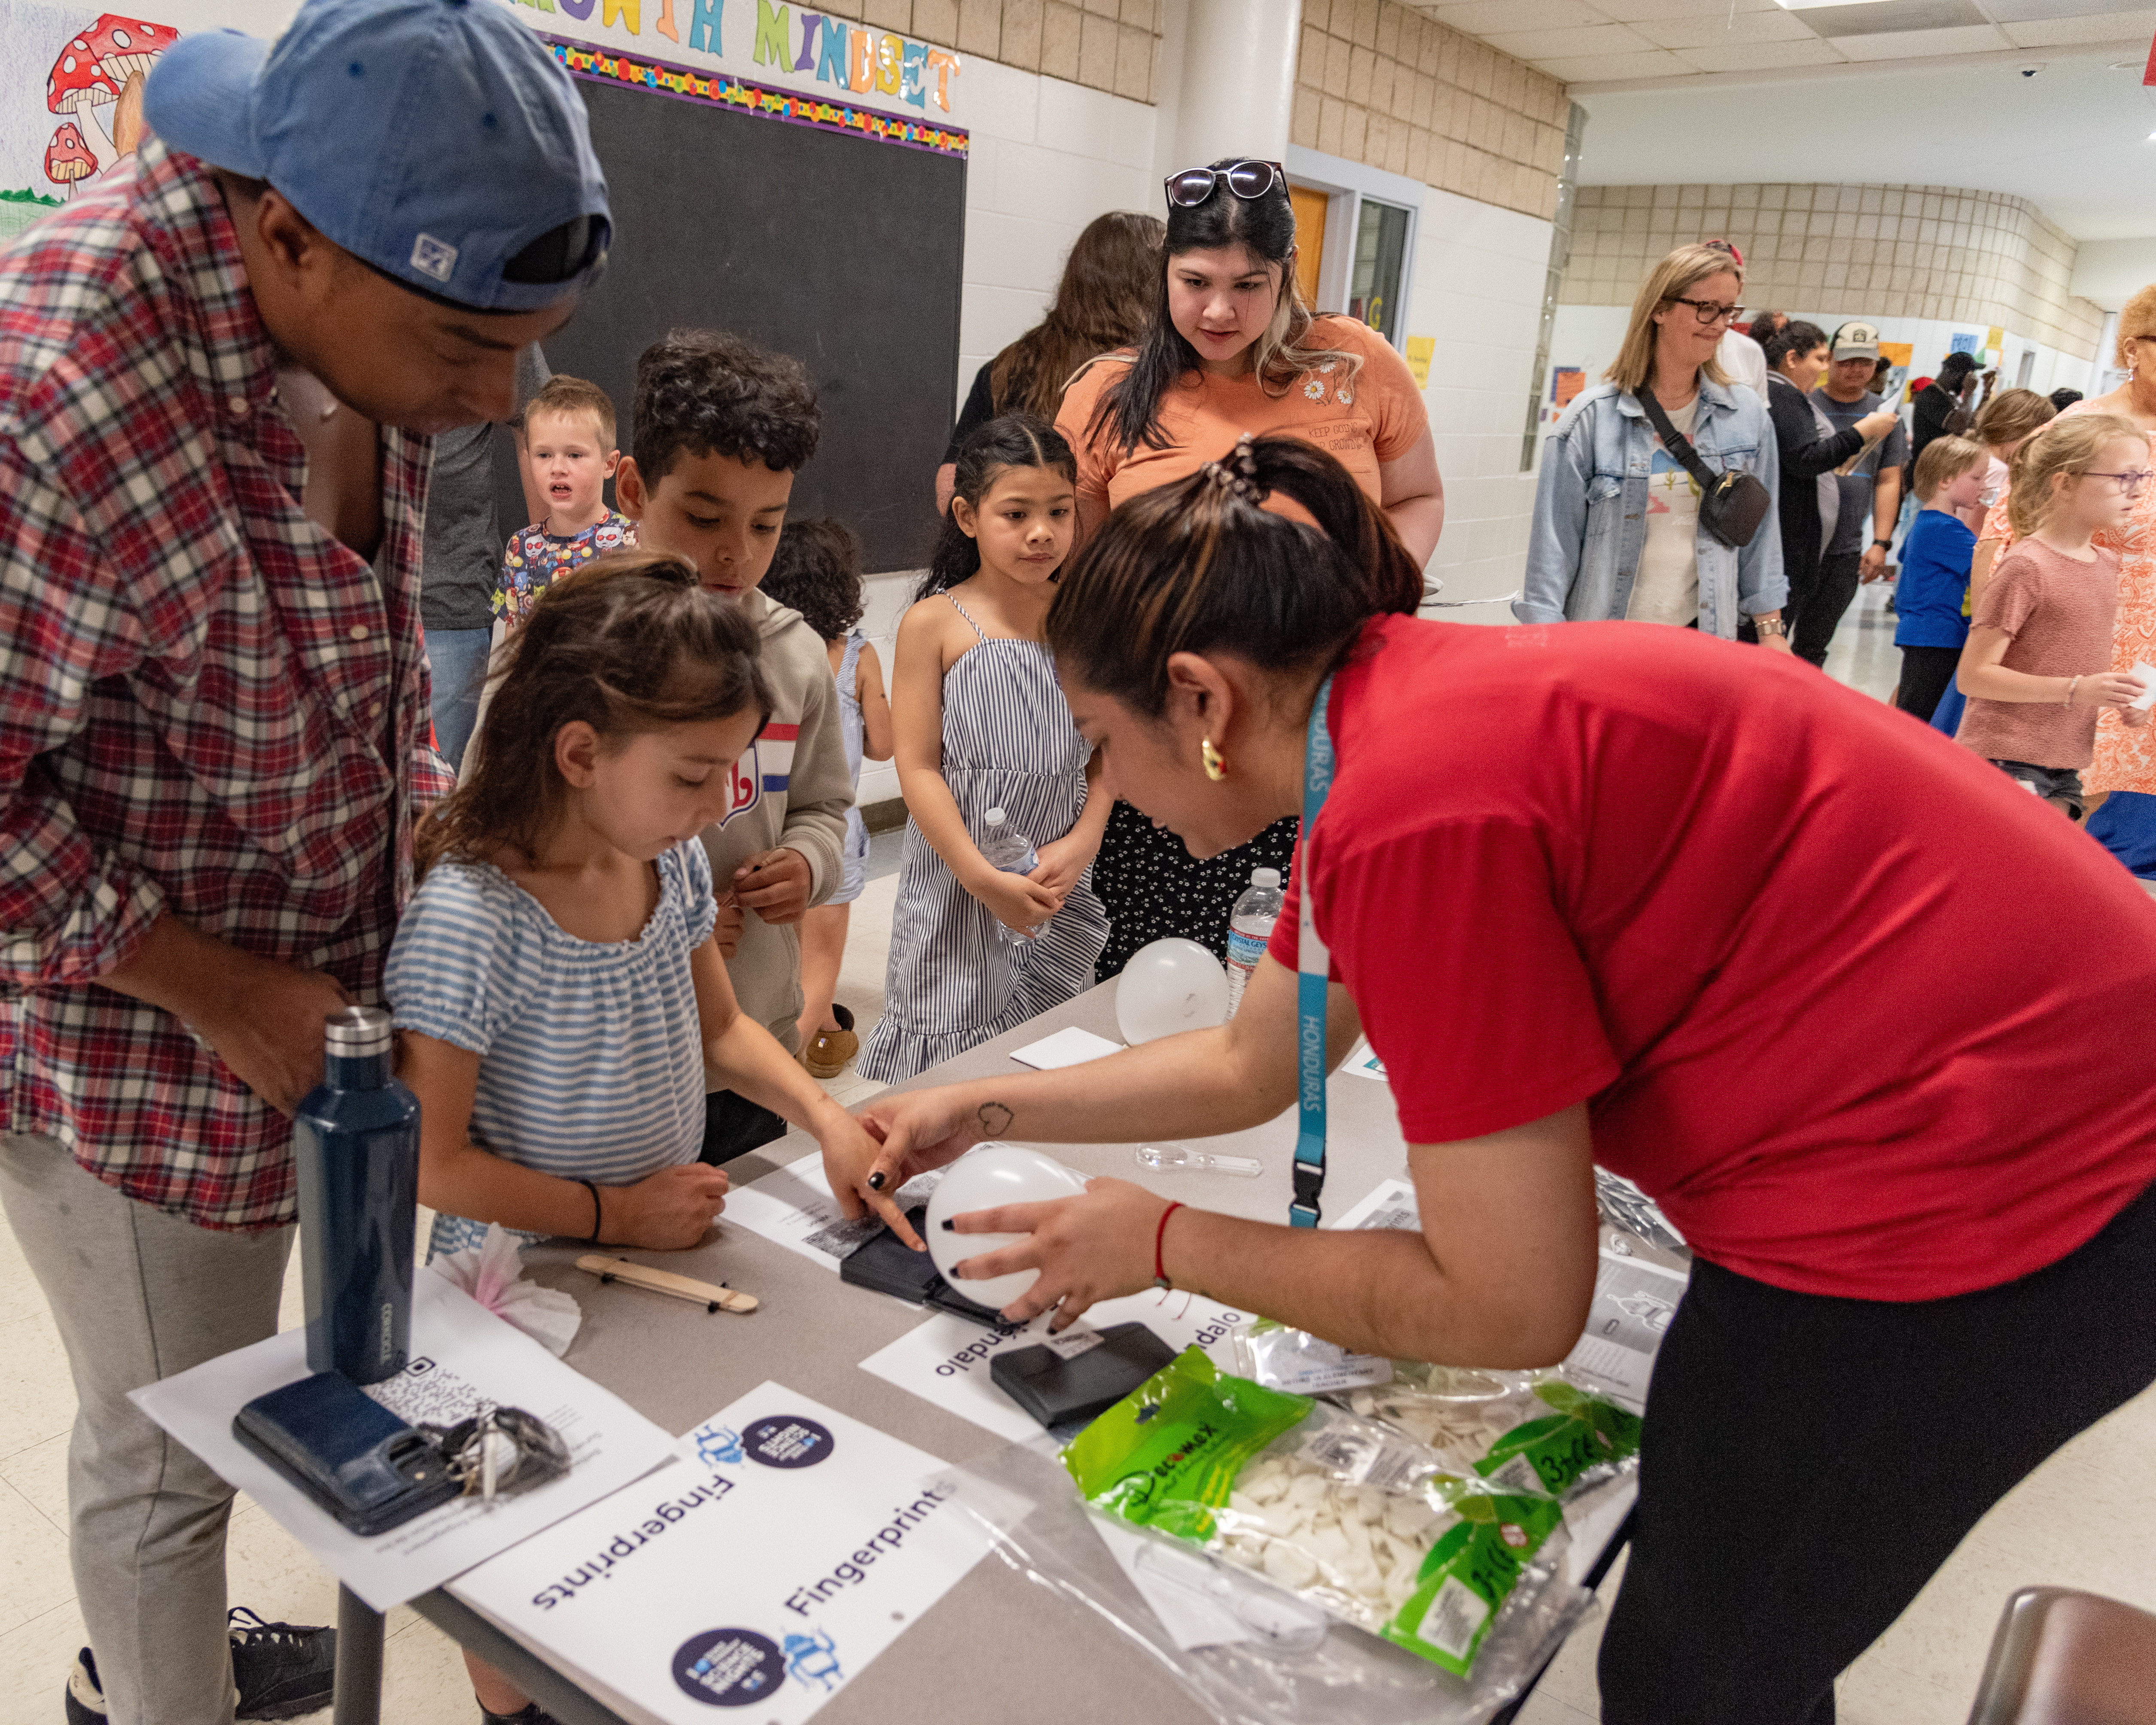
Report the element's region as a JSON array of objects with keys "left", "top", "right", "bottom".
[
  {"left": 1289, "top": 0, "right": 1568, "bottom": 223},
  {"left": 1565, "top": 183, "right": 2105, "bottom": 362},
  {"left": 827, "top": 0, "right": 1162, "bottom": 104}
]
